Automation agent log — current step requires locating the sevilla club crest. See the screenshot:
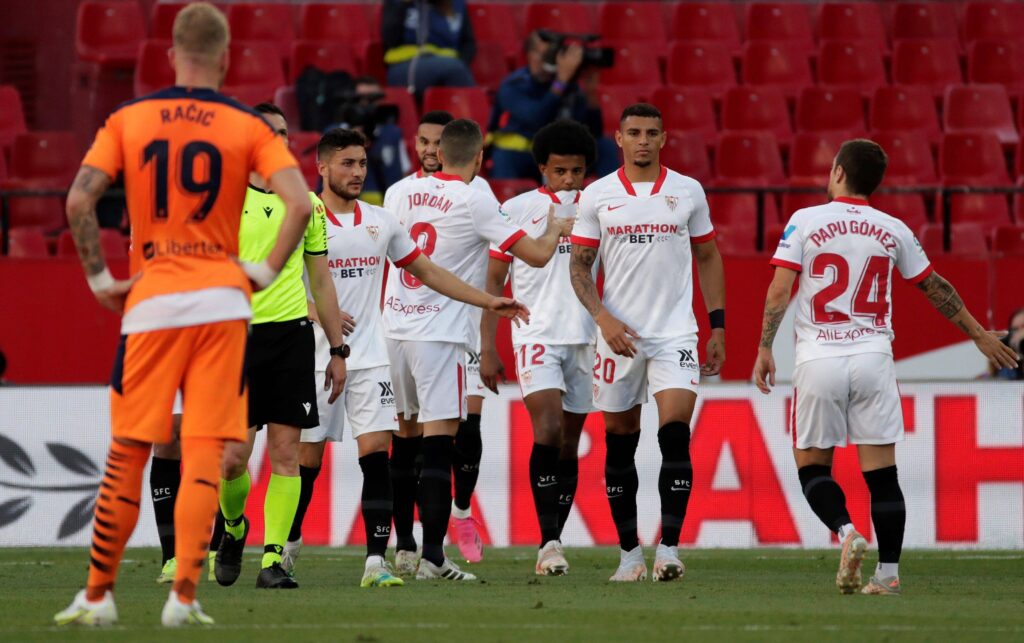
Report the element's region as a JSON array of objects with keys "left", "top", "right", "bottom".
[
  {"left": 665, "top": 195, "right": 678, "bottom": 211},
  {"left": 366, "top": 225, "right": 380, "bottom": 242}
]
